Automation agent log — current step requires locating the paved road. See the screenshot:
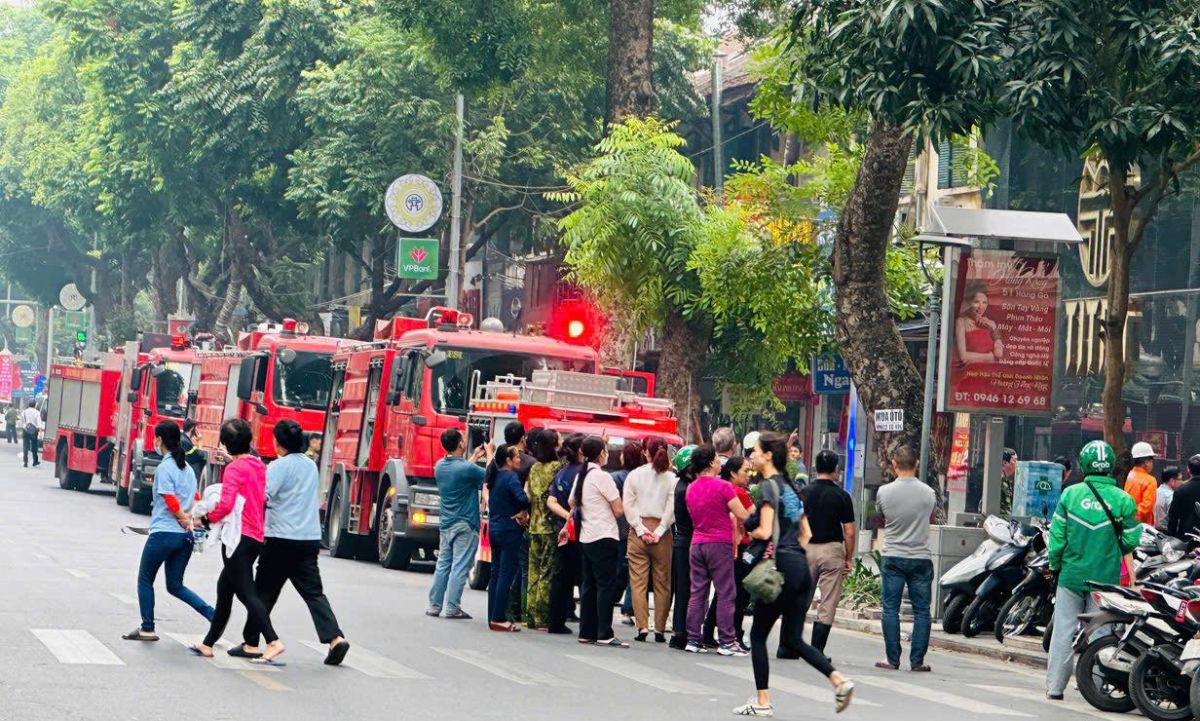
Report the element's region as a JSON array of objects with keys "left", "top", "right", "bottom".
[{"left": 0, "top": 442, "right": 1118, "bottom": 721}]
